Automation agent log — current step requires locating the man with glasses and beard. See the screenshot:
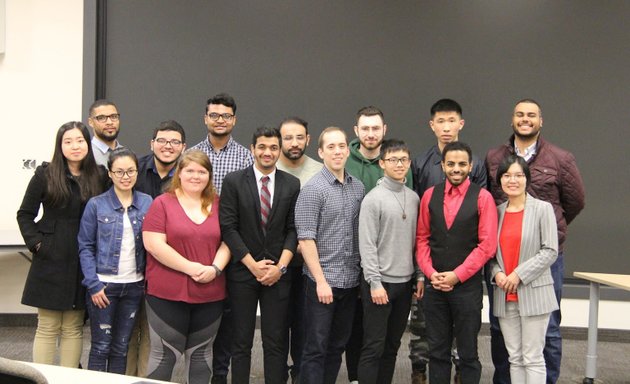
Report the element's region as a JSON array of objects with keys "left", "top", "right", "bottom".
[
  {"left": 276, "top": 116, "right": 322, "bottom": 383},
  {"left": 88, "top": 99, "right": 123, "bottom": 167},
  {"left": 191, "top": 93, "right": 253, "bottom": 384}
]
